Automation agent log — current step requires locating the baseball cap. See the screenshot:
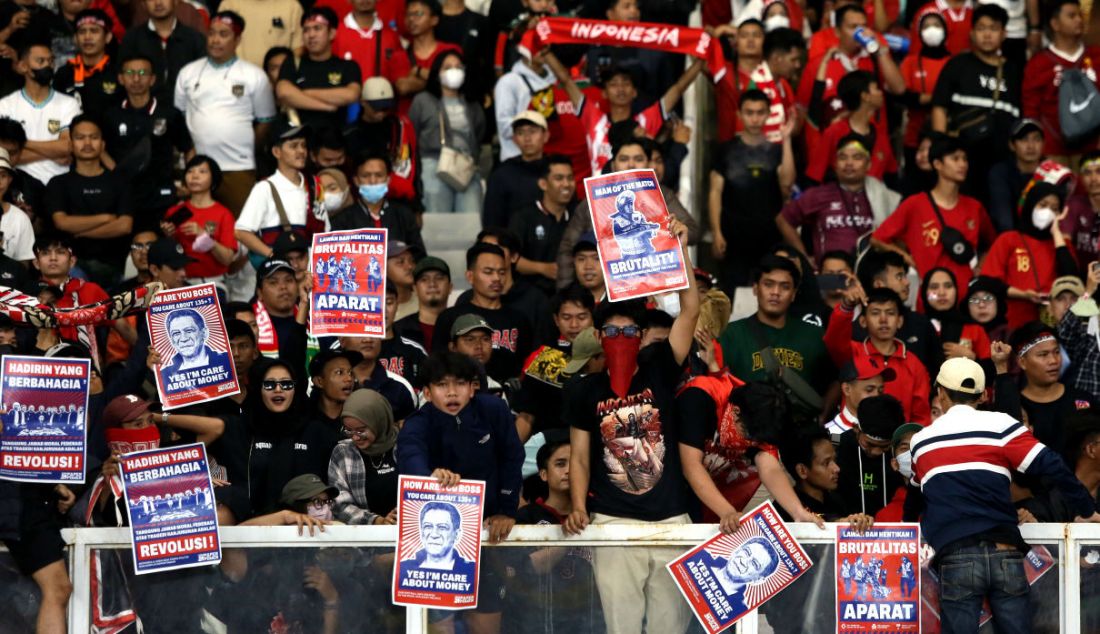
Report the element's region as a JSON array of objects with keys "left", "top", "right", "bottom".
[
  {"left": 387, "top": 239, "right": 422, "bottom": 260},
  {"left": 413, "top": 256, "right": 450, "bottom": 280},
  {"left": 256, "top": 257, "right": 296, "bottom": 282},
  {"left": 148, "top": 238, "right": 196, "bottom": 269},
  {"left": 892, "top": 422, "right": 923, "bottom": 448},
  {"left": 838, "top": 356, "right": 897, "bottom": 383},
  {"left": 451, "top": 313, "right": 492, "bottom": 338},
  {"left": 573, "top": 231, "right": 598, "bottom": 255},
  {"left": 1051, "top": 275, "right": 1085, "bottom": 300},
  {"left": 273, "top": 231, "right": 308, "bottom": 257},
  {"left": 1011, "top": 118, "right": 1043, "bottom": 140},
  {"left": 936, "top": 357, "right": 985, "bottom": 395},
  {"left": 308, "top": 348, "right": 363, "bottom": 377},
  {"left": 0, "top": 147, "right": 13, "bottom": 173},
  {"left": 270, "top": 118, "right": 309, "bottom": 144},
  {"left": 362, "top": 77, "right": 395, "bottom": 109},
  {"left": 102, "top": 394, "right": 151, "bottom": 428},
  {"left": 693, "top": 267, "right": 716, "bottom": 288},
  {"left": 279, "top": 474, "right": 338, "bottom": 507},
  {"left": 563, "top": 327, "right": 601, "bottom": 375},
  {"left": 856, "top": 395, "right": 905, "bottom": 442},
  {"left": 511, "top": 110, "right": 548, "bottom": 130}
]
